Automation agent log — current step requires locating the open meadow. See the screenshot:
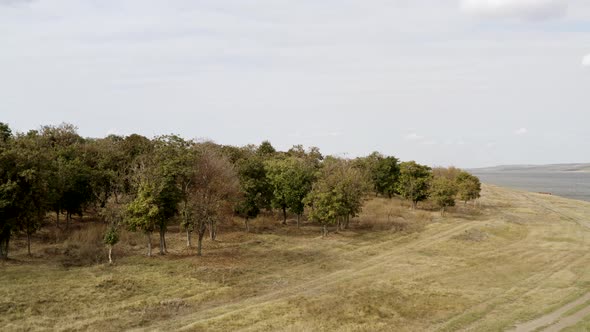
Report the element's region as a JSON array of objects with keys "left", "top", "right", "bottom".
[{"left": 2, "top": 184, "right": 590, "bottom": 331}]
